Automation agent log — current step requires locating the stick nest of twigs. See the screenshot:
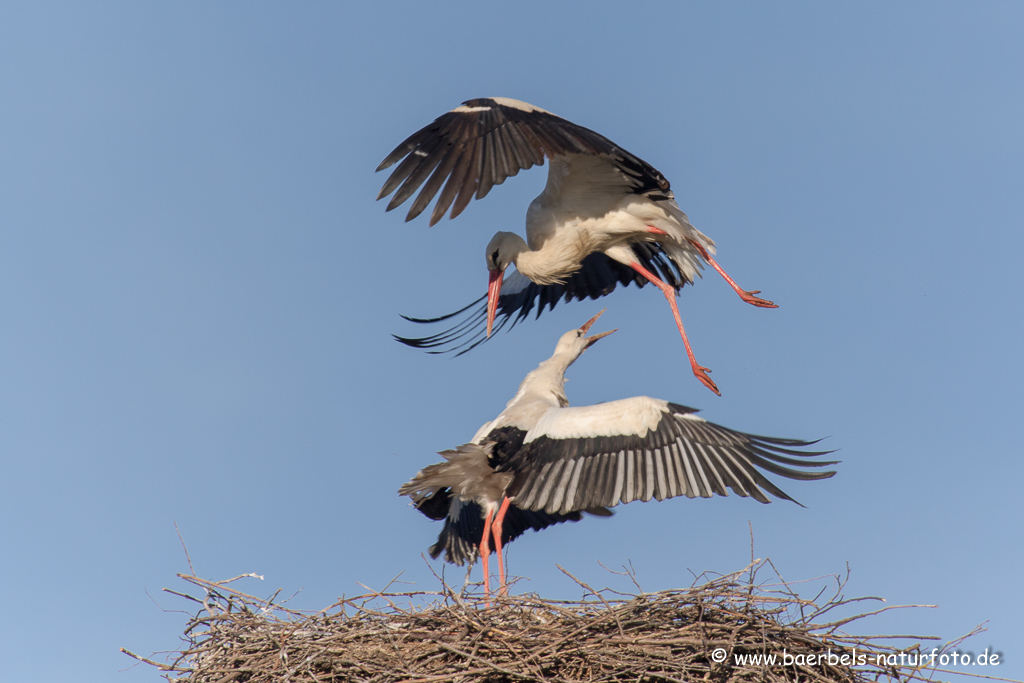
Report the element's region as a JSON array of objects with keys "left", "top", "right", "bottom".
[{"left": 125, "top": 559, "right": 986, "bottom": 683}]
